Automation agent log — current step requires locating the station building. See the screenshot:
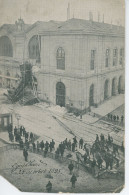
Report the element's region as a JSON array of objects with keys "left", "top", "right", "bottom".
[{"left": 0, "top": 17, "right": 125, "bottom": 112}]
